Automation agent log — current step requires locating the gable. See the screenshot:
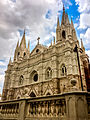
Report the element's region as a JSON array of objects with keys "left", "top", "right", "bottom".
[{"left": 30, "top": 44, "right": 47, "bottom": 56}]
